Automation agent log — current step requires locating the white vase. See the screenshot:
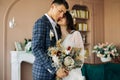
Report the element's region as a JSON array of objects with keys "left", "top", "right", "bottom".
[{"left": 100, "top": 56, "right": 111, "bottom": 62}]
